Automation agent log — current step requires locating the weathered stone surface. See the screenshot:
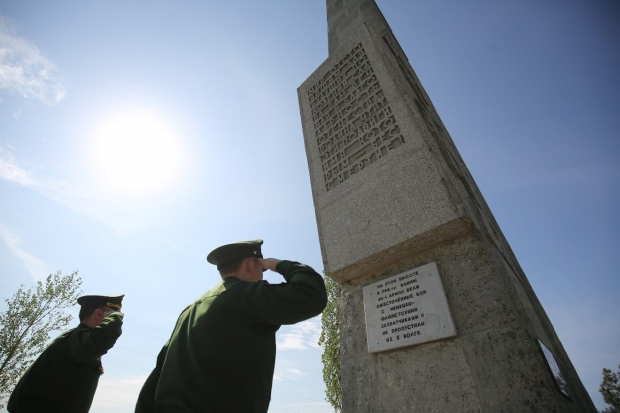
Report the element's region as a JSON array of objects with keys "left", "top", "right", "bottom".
[
  {"left": 460, "top": 327, "right": 568, "bottom": 413},
  {"left": 340, "top": 356, "right": 380, "bottom": 412},
  {"left": 338, "top": 234, "right": 594, "bottom": 412},
  {"left": 342, "top": 338, "right": 481, "bottom": 413},
  {"left": 373, "top": 339, "right": 480, "bottom": 413},
  {"left": 298, "top": 0, "right": 596, "bottom": 411}
]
